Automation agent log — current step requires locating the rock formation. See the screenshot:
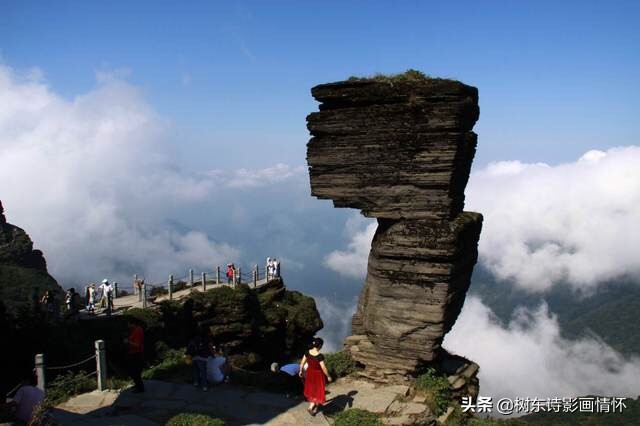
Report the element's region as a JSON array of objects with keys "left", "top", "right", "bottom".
[
  {"left": 306, "top": 71, "right": 483, "bottom": 382},
  {"left": 0, "top": 200, "right": 61, "bottom": 313}
]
